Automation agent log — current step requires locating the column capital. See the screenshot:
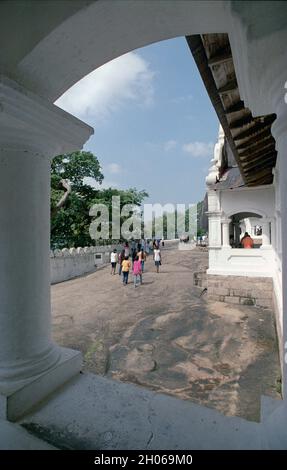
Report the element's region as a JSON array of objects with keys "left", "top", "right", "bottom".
[
  {"left": 0, "top": 76, "right": 93, "bottom": 157},
  {"left": 206, "top": 211, "right": 222, "bottom": 218}
]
